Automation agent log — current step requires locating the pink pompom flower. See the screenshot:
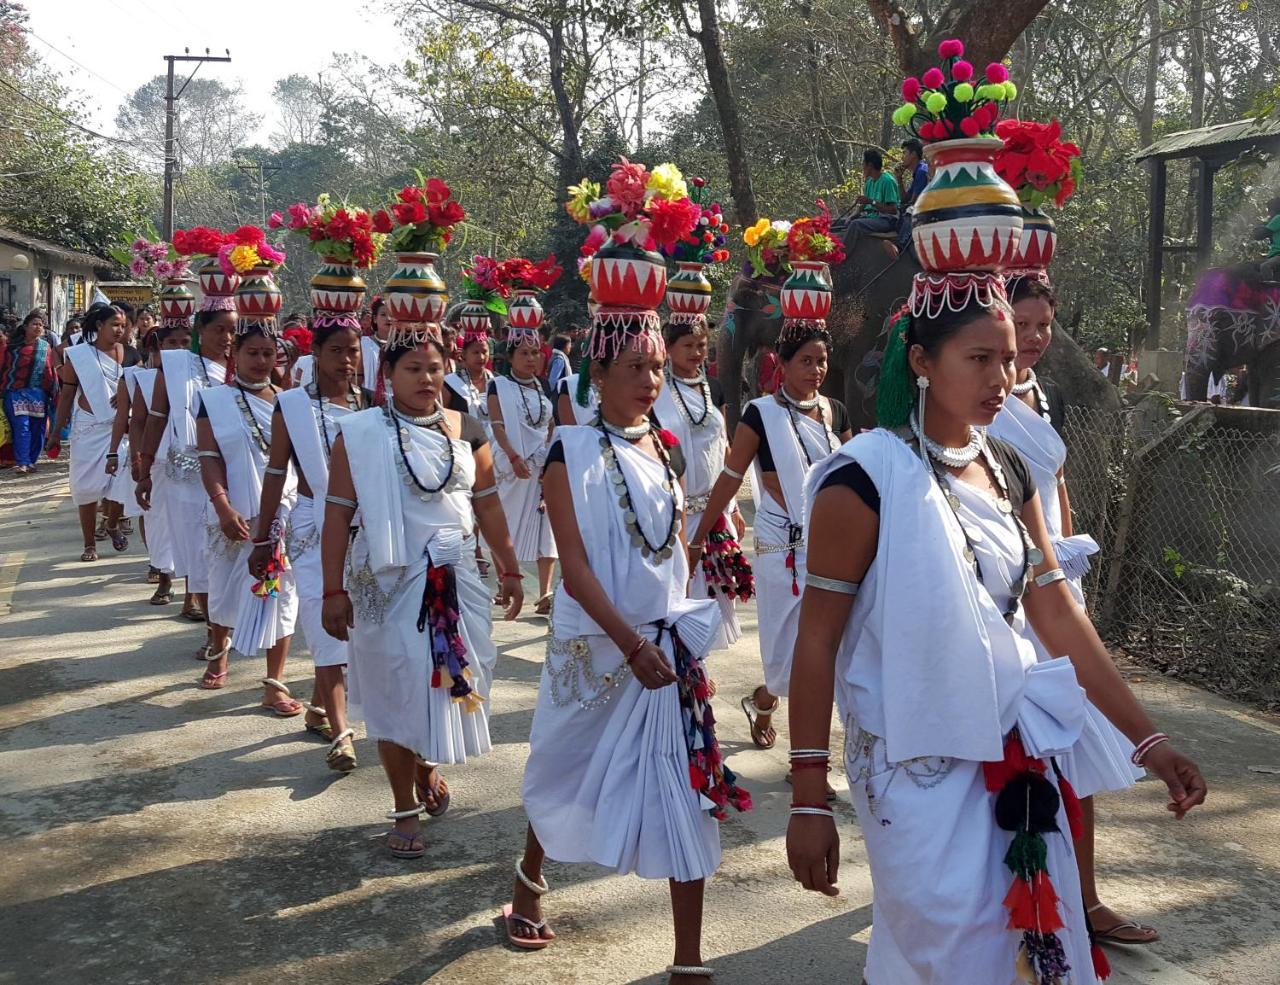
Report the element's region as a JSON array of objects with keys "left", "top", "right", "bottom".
[
  {"left": 951, "top": 60, "right": 974, "bottom": 82},
  {"left": 902, "top": 76, "right": 922, "bottom": 102},
  {"left": 922, "top": 67, "right": 945, "bottom": 89},
  {"left": 939, "top": 39, "right": 964, "bottom": 58},
  {"left": 986, "top": 62, "right": 1010, "bottom": 84}
]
